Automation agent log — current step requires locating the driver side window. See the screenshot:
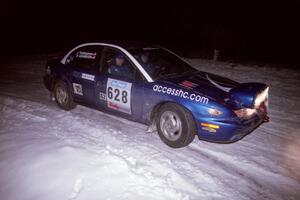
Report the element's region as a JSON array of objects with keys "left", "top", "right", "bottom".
[{"left": 100, "top": 47, "right": 144, "bottom": 81}]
